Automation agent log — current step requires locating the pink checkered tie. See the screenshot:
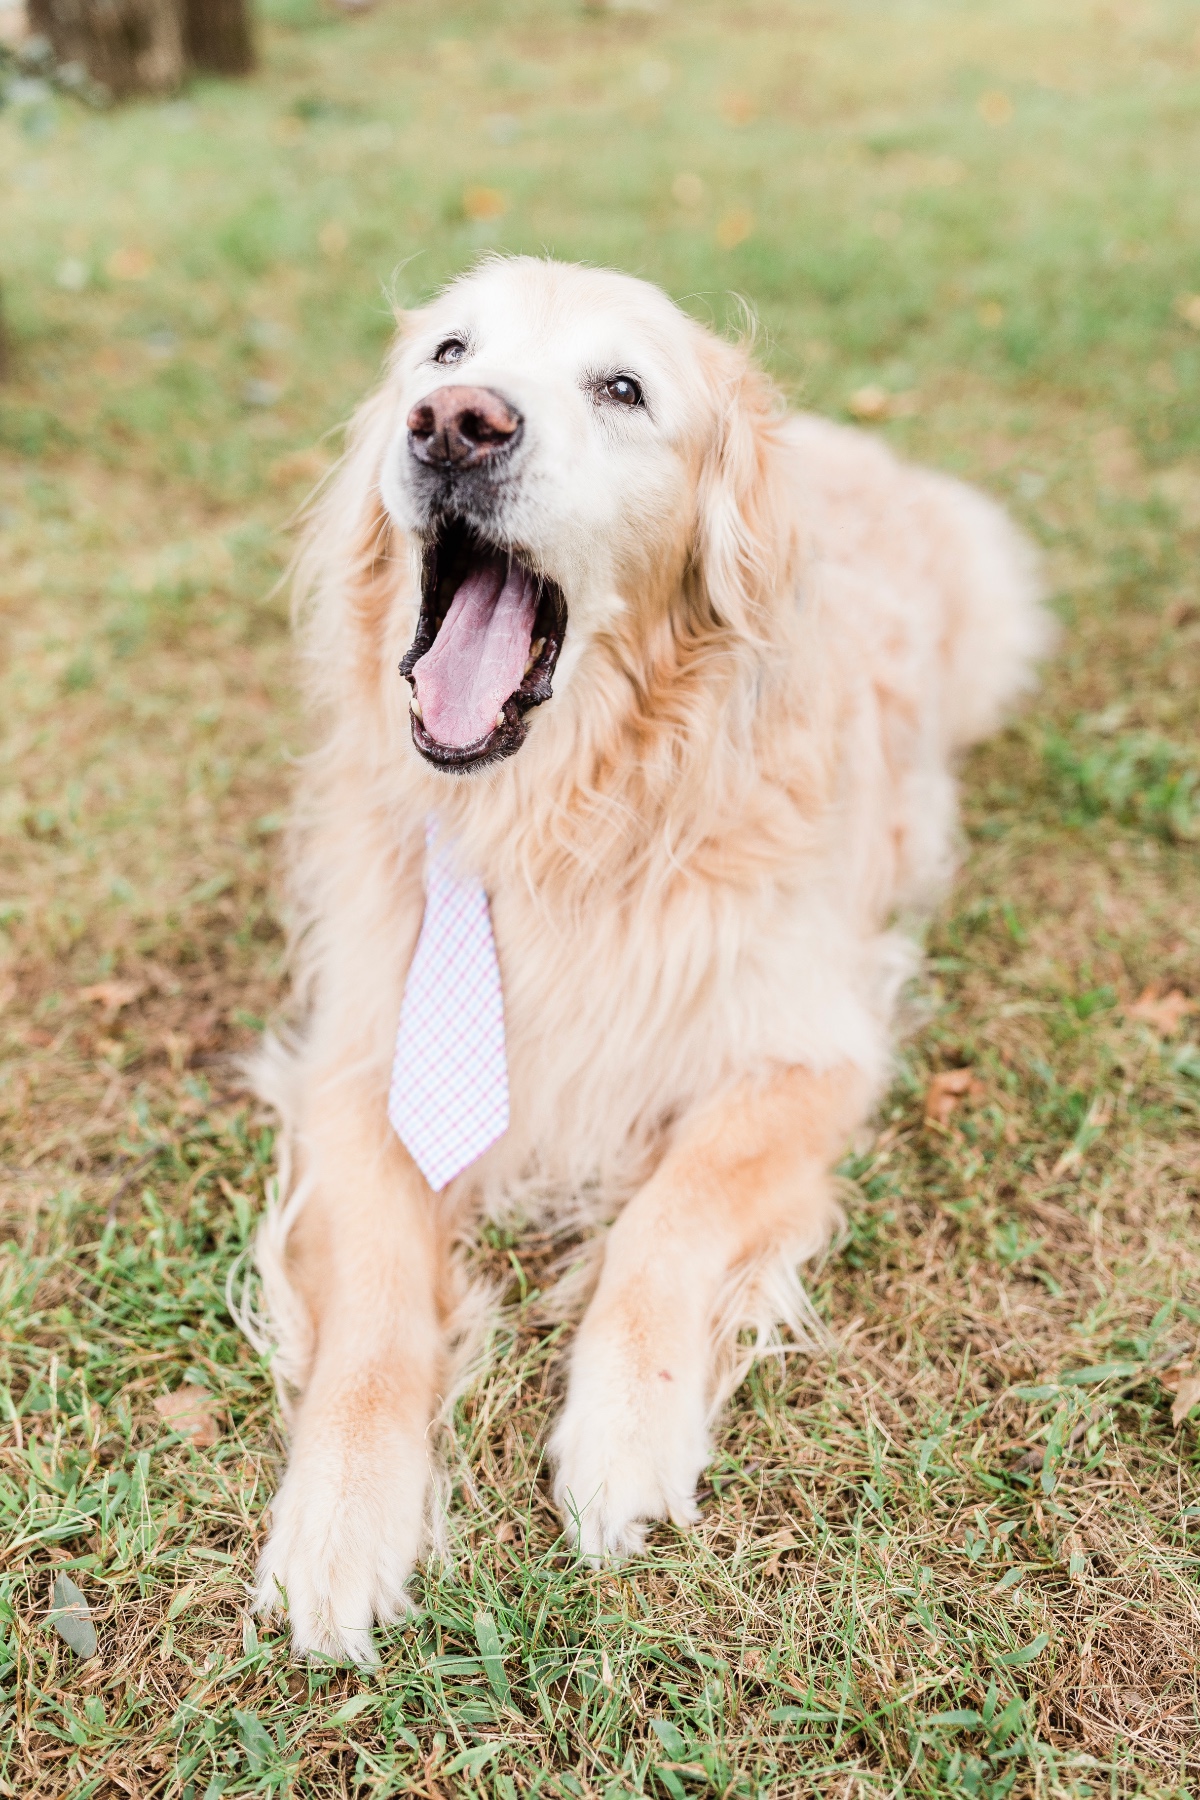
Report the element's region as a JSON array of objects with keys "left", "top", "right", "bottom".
[{"left": 388, "top": 819, "right": 510, "bottom": 1191}]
